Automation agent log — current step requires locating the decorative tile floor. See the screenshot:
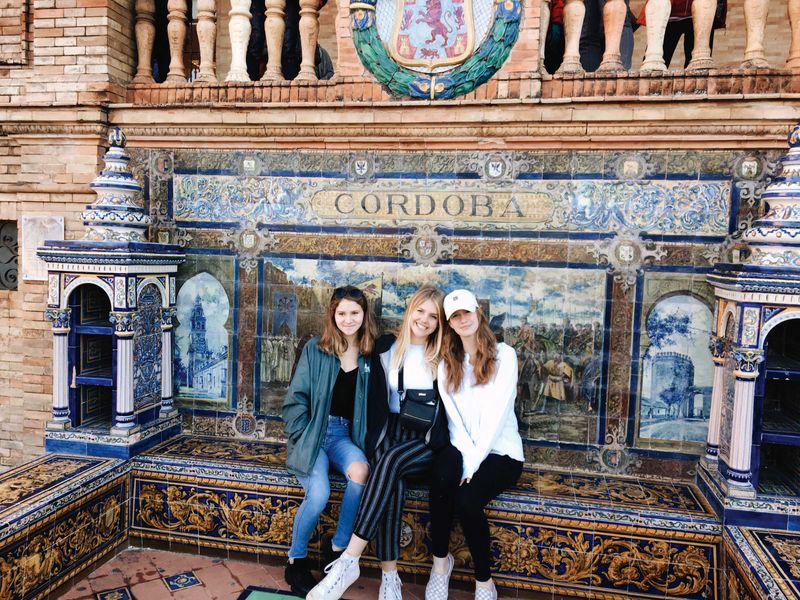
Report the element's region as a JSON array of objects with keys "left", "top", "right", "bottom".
[{"left": 58, "top": 548, "right": 482, "bottom": 600}]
